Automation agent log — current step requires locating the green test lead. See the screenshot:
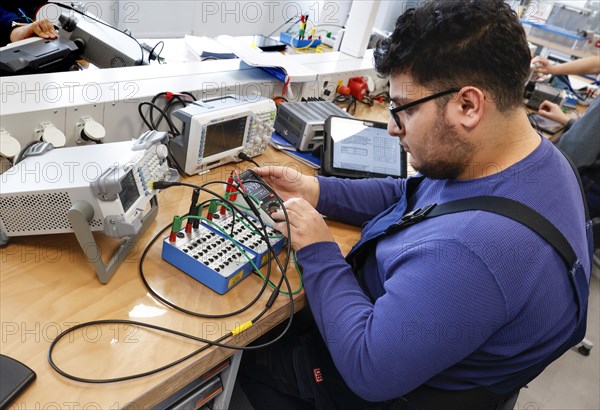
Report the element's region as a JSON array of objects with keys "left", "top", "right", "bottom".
[
  {"left": 169, "top": 215, "right": 182, "bottom": 242},
  {"left": 207, "top": 200, "right": 219, "bottom": 221}
]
